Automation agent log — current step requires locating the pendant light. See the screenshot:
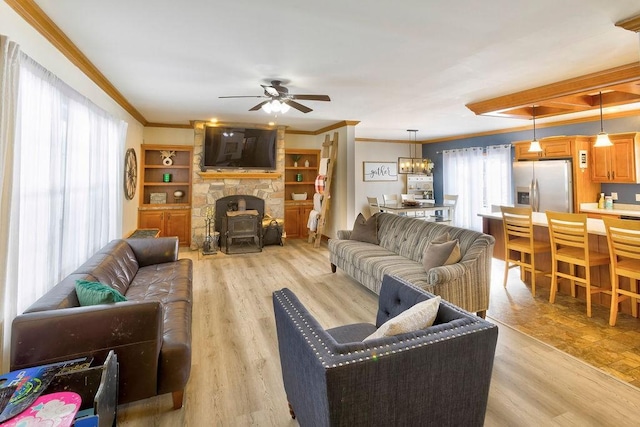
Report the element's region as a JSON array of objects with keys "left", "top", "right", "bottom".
[
  {"left": 528, "top": 105, "right": 542, "bottom": 153},
  {"left": 398, "top": 130, "right": 433, "bottom": 174},
  {"left": 593, "top": 91, "right": 613, "bottom": 147}
]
